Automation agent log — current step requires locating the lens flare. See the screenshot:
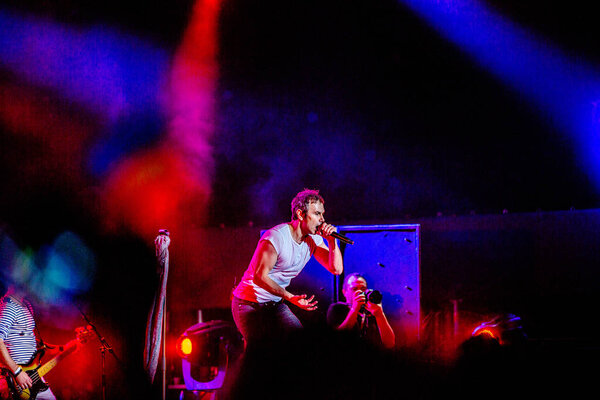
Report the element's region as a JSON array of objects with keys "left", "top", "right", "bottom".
[{"left": 0, "top": 230, "right": 95, "bottom": 311}]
